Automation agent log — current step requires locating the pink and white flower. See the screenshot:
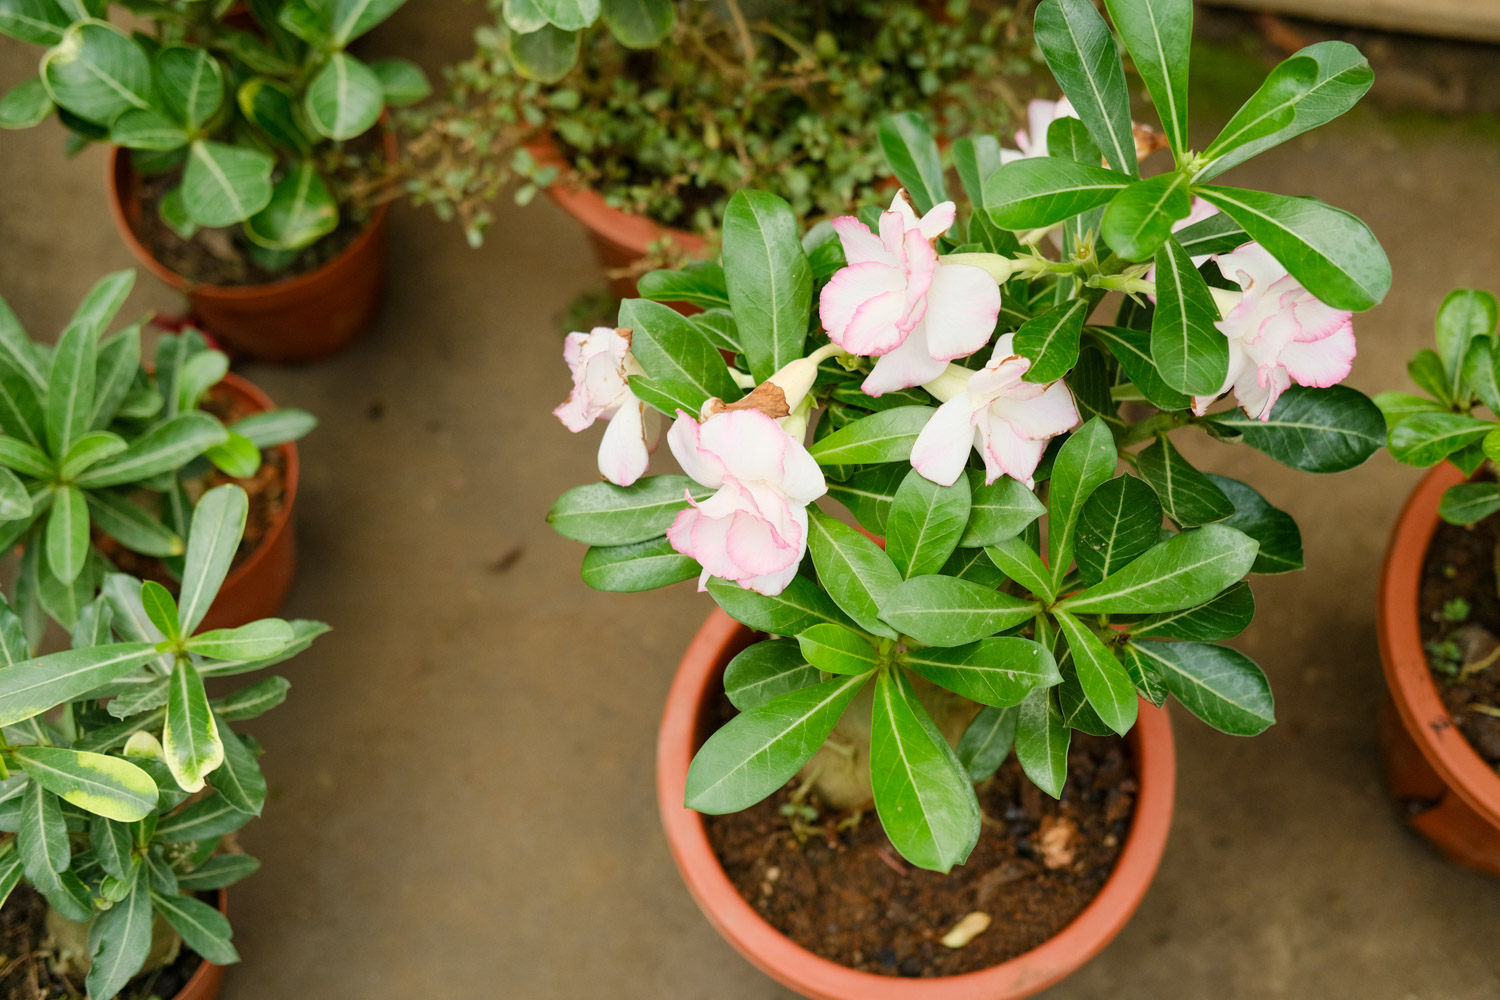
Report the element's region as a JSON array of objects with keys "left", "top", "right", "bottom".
[
  {"left": 1191, "top": 243, "right": 1356, "bottom": 421},
  {"left": 665, "top": 409, "right": 826, "bottom": 596},
  {"left": 554, "top": 326, "right": 661, "bottom": 487},
  {"left": 819, "top": 192, "right": 1001, "bottom": 396},
  {"left": 1000, "top": 98, "right": 1079, "bottom": 162},
  {"left": 910, "top": 334, "right": 1080, "bottom": 488}
]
